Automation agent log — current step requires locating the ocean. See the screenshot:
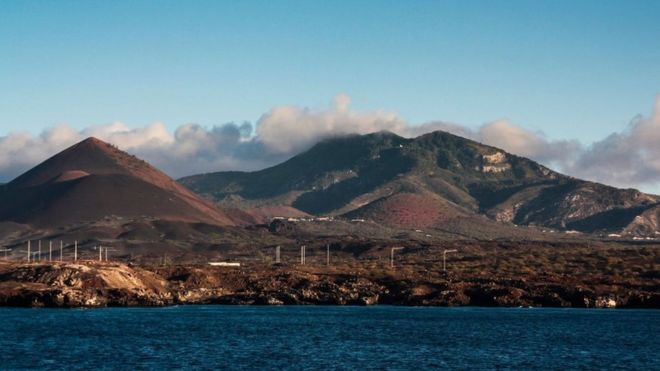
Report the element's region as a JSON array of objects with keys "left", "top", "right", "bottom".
[{"left": 0, "top": 306, "right": 657, "bottom": 370}]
